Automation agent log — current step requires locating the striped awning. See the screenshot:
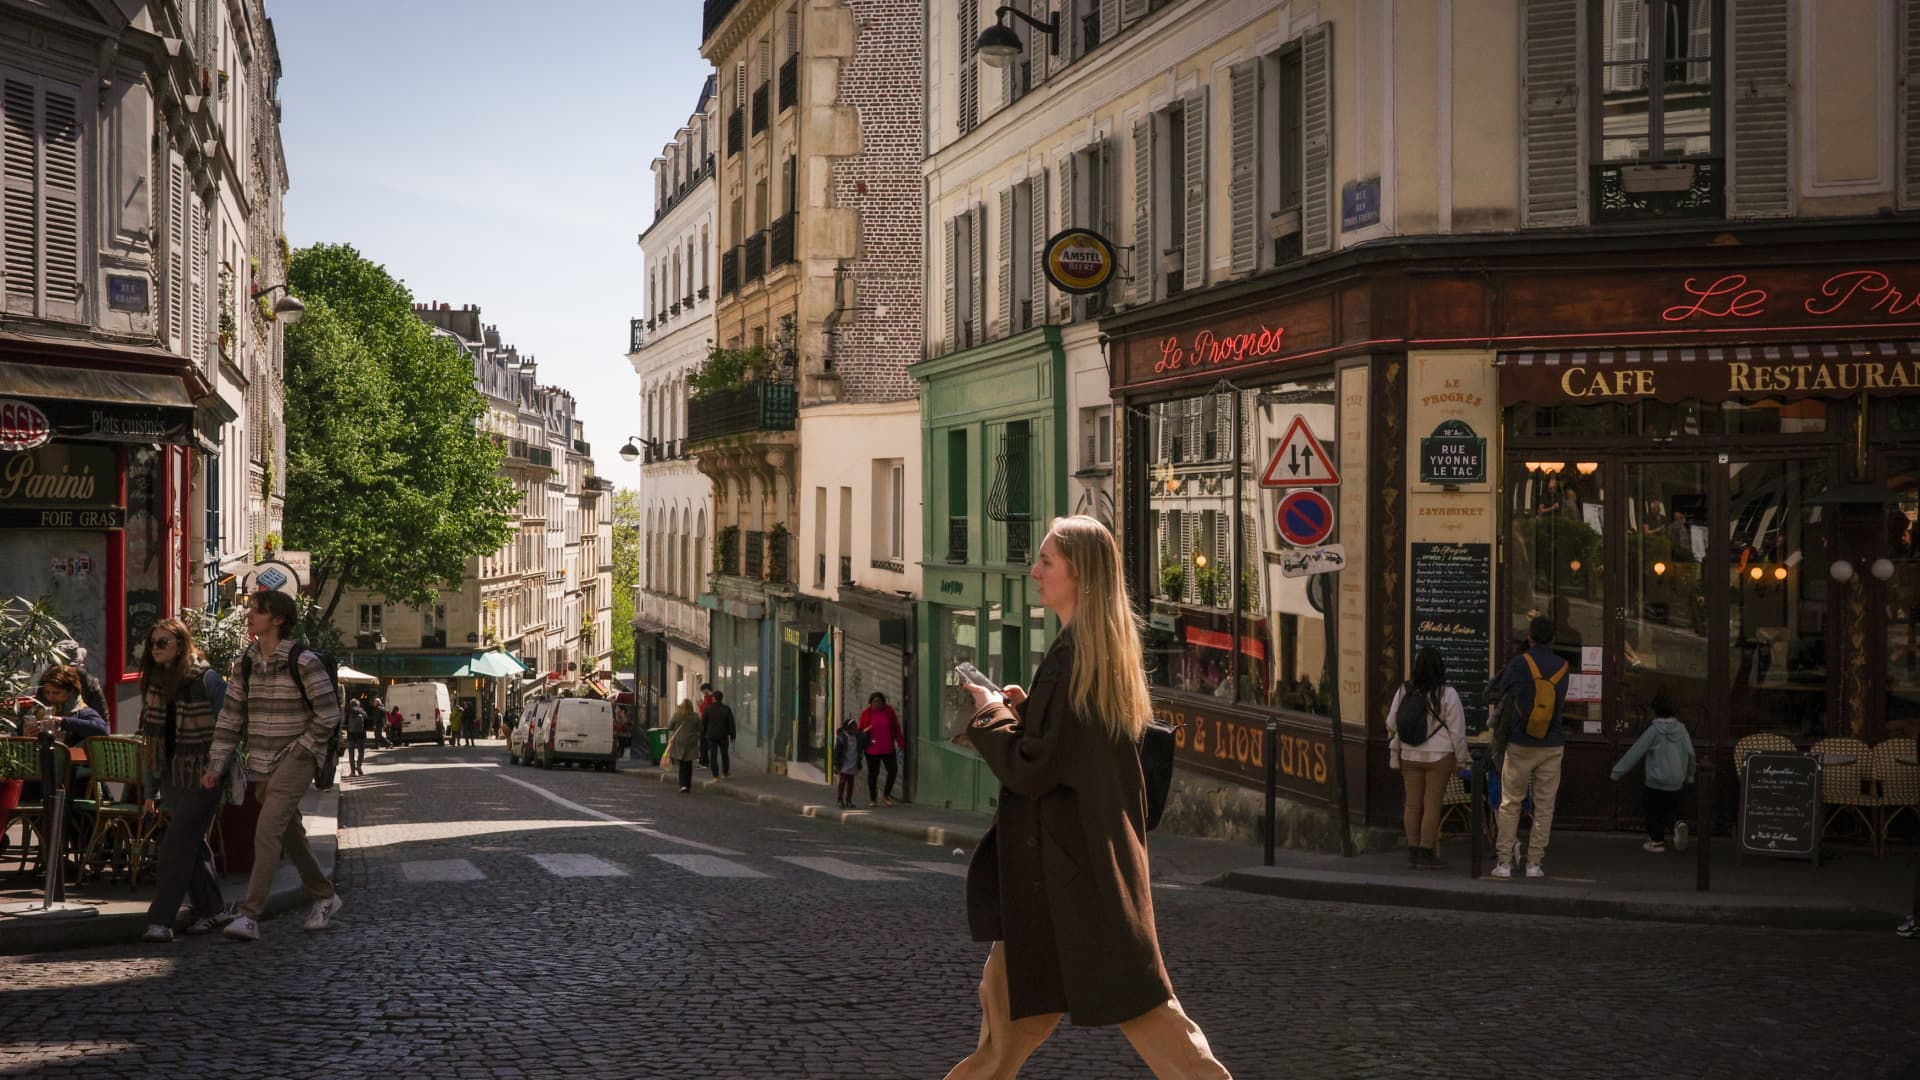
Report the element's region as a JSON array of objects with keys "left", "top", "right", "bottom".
[{"left": 1499, "top": 340, "right": 1920, "bottom": 405}]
